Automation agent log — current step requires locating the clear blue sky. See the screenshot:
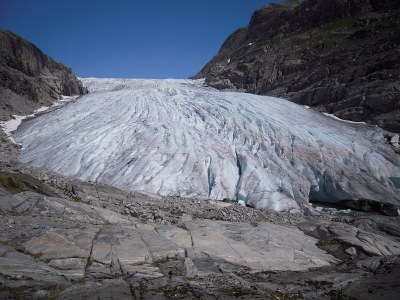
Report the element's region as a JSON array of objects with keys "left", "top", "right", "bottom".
[{"left": 0, "top": 0, "right": 273, "bottom": 79}]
